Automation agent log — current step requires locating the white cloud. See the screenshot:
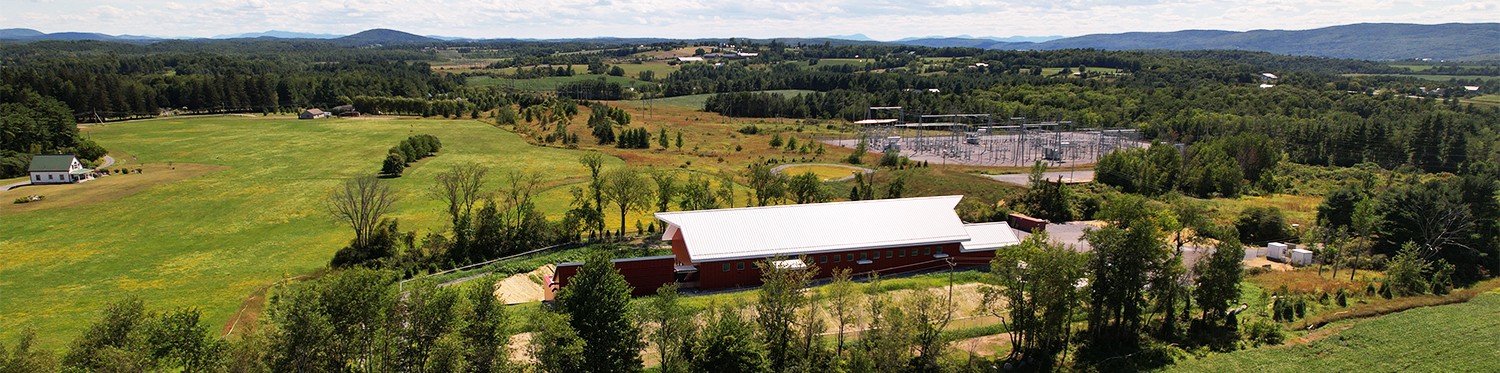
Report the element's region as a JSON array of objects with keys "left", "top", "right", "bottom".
[{"left": 1, "top": 0, "right": 1493, "bottom": 39}]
